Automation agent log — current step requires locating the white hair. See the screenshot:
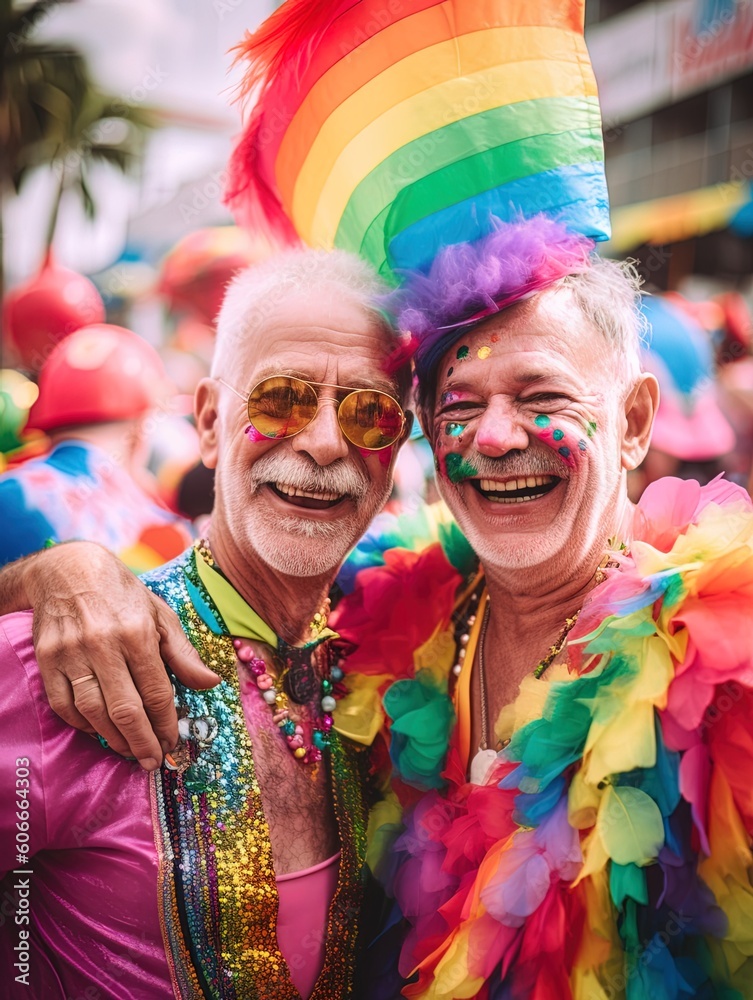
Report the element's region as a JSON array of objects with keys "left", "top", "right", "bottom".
[
  {"left": 211, "top": 247, "right": 394, "bottom": 379},
  {"left": 560, "top": 255, "right": 648, "bottom": 387}
]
